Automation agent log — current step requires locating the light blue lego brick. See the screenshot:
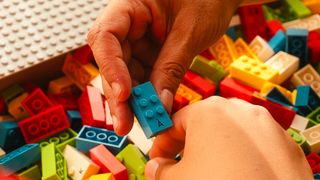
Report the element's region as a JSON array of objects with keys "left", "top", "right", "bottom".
[
  {"left": 286, "top": 28, "right": 308, "bottom": 67},
  {"left": 0, "top": 144, "right": 40, "bottom": 176},
  {"left": 268, "top": 30, "right": 286, "bottom": 53},
  {"left": 0, "top": 122, "right": 25, "bottom": 152},
  {"left": 295, "top": 86, "right": 320, "bottom": 116},
  {"left": 76, "top": 125, "right": 128, "bottom": 154},
  {"left": 129, "top": 82, "right": 173, "bottom": 138}
]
